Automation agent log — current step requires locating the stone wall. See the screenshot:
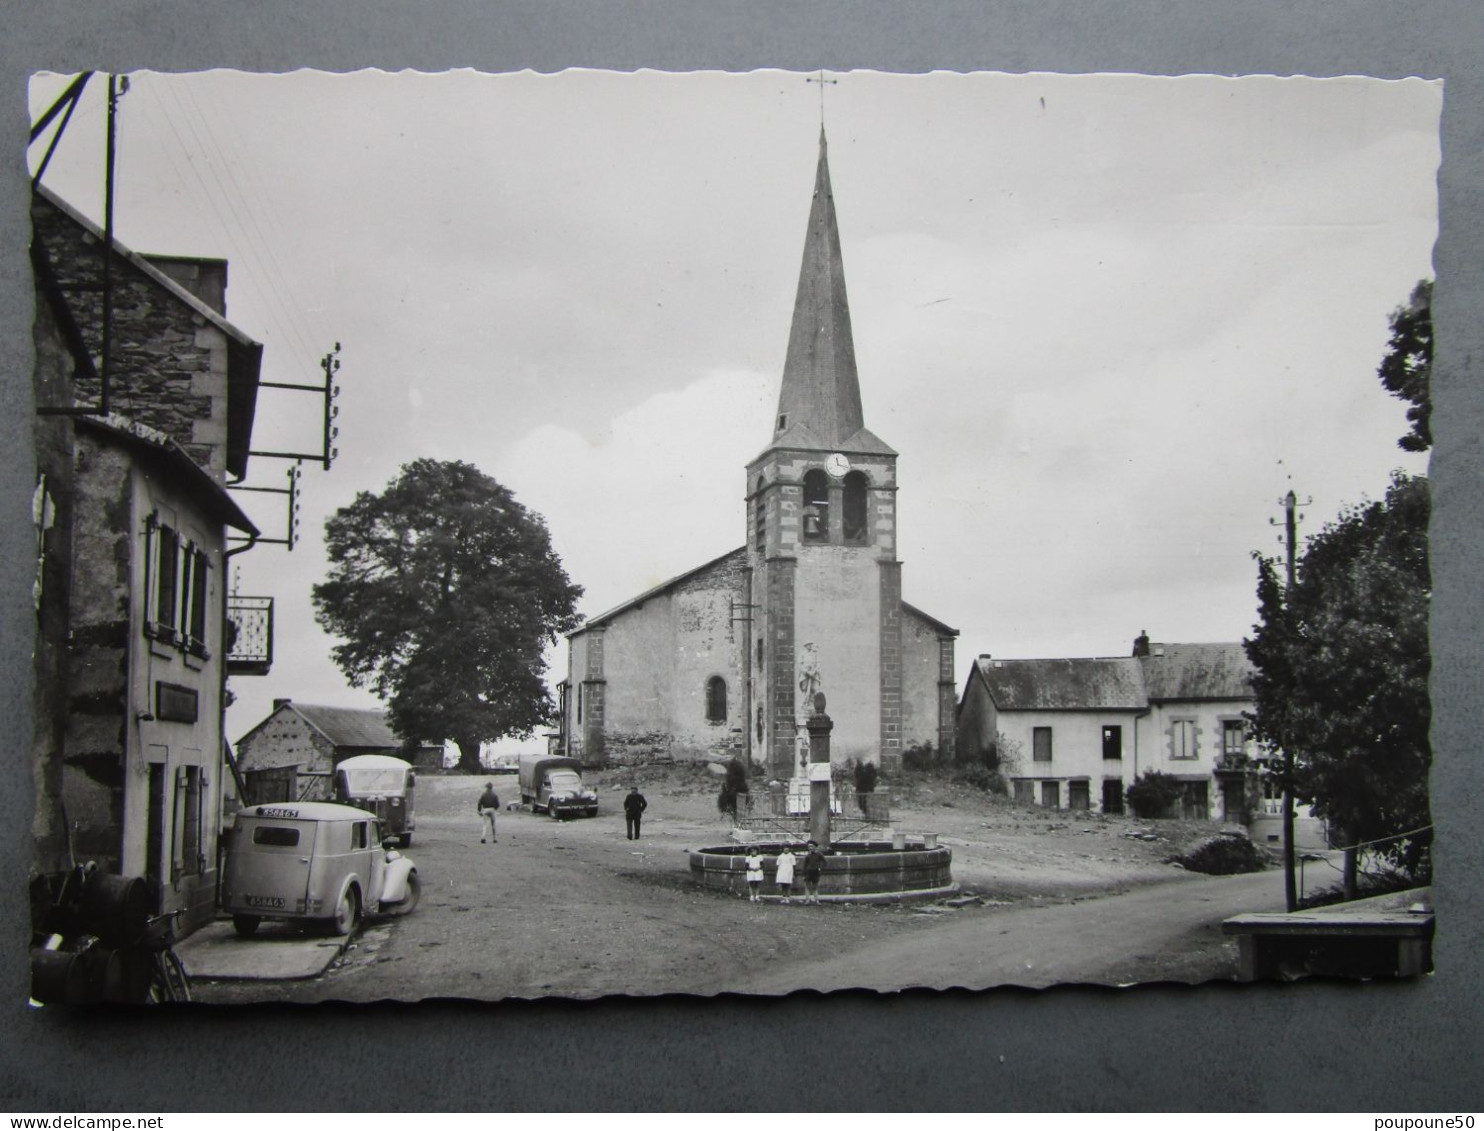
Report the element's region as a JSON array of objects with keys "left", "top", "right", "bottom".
[
  {"left": 238, "top": 710, "right": 338, "bottom": 778},
  {"left": 31, "top": 295, "right": 80, "bottom": 873},
  {"left": 62, "top": 437, "right": 134, "bottom": 870},
  {"left": 596, "top": 551, "right": 748, "bottom": 763},
  {"left": 900, "top": 609, "right": 951, "bottom": 758},
  {"left": 32, "top": 195, "right": 234, "bottom": 479}
]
